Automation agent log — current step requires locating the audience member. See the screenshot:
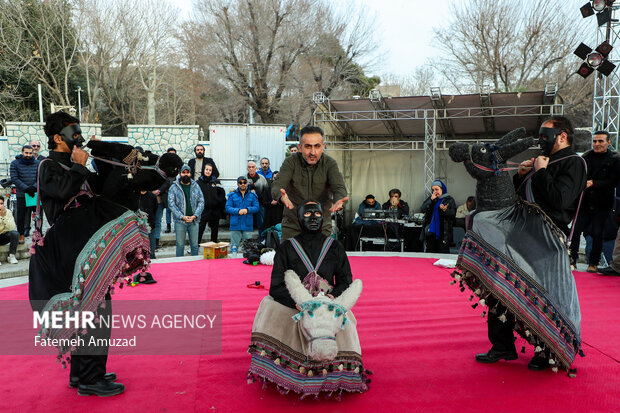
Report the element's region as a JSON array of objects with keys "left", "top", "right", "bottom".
[
  {"left": 168, "top": 165, "right": 204, "bottom": 257},
  {"left": 30, "top": 140, "right": 45, "bottom": 161},
  {"left": 189, "top": 144, "right": 219, "bottom": 180},
  {"left": 246, "top": 160, "right": 269, "bottom": 237},
  {"left": 258, "top": 157, "right": 274, "bottom": 181},
  {"left": 344, "top": 194, "right": 383, "bottom": 251},
  {"left": 226, "top": 176, "right": 259, "bottom": 253},
  {"left": 10, "top": 144, "right": 39, "bottom": 243},
  {"left": 0, "top": 195, "right": 19, "bottom": 264},
  {"left": 382, "top": 188, "right": 410, "bottom": 219},
  {"left": 569, "top": 130, "right": 620, "bottom": 272},
  {"left": 197, "top": 164, "right": 226, "bottom": 243},
  {"left": 420, "top": 180, "right": 456, "bottom": 253},
  {"left": 455, "top": 196, "right": 476, "bottom": 229},
  {"left": 262, "top": 170, "right": 284, "bottom": 231},
  {"left": 289, "top": 145, "right": 298, "bottom": 154}
]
